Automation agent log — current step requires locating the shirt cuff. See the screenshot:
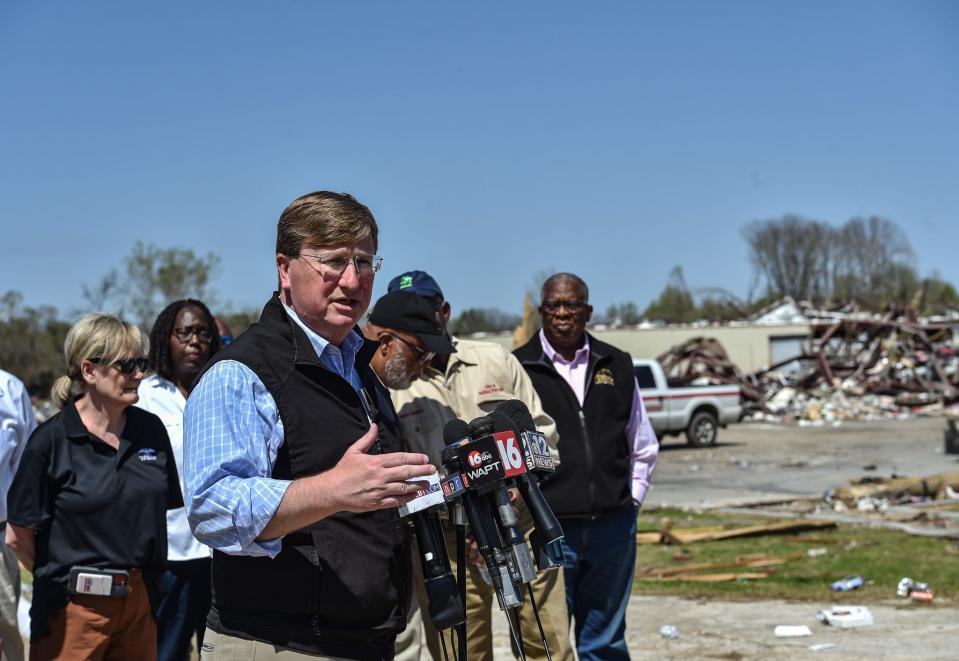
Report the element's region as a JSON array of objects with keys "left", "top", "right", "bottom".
[{"left": 238, "top": 478, "right": 293, "bottom": 558}]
